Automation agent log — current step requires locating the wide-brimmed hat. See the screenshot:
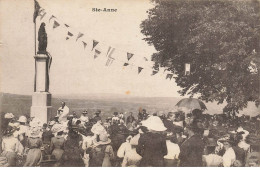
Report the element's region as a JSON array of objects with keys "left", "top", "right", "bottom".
[
  {"left": 218, "top": 134, "right": 235, "bottom": 144},
  {"left": 94, "top": 133, "right": 111, "bottom": 145},
  {"left": 4, "top": 113, "right": 14, "bottom": 119},
  {"left": 141, "top": 116, "right": 167, "bottom": 131},
  {"left": 17, "top": 116, "right": 27, "bottom": 123}
]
